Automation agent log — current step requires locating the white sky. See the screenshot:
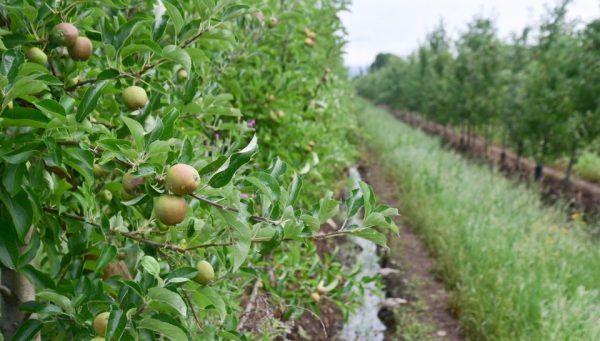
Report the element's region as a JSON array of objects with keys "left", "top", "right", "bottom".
[{"left": 340, "top": 0, "right": 600, "bottom": 68}]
